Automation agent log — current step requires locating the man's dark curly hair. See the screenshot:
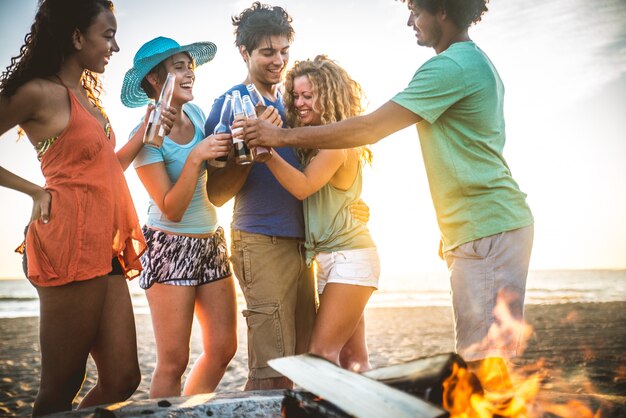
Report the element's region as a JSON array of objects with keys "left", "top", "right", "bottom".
[
  {"left": 403, "top": 0, "right": 489, "bottom": 29},
  {"left": 232, "top": 2, "right": 295, "bottom": 53}
]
